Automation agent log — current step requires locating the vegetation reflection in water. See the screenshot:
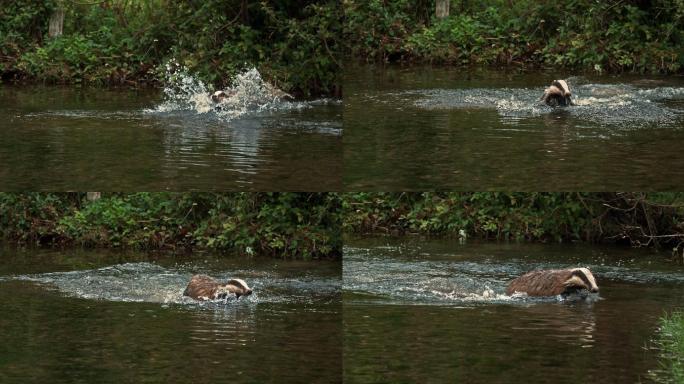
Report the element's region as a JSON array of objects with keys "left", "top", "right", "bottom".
[
  {"left": 344, "top": 66, "right": 684, "bottom": 191},
  {"left": 343, "top": 238, "right": 684, "bottom": 384},
  {"left": 0, "top": 248, "right": 341, "bottom": 383},
  {"left": 0, "top": 78, "right": 341, "bottom": 191}
]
